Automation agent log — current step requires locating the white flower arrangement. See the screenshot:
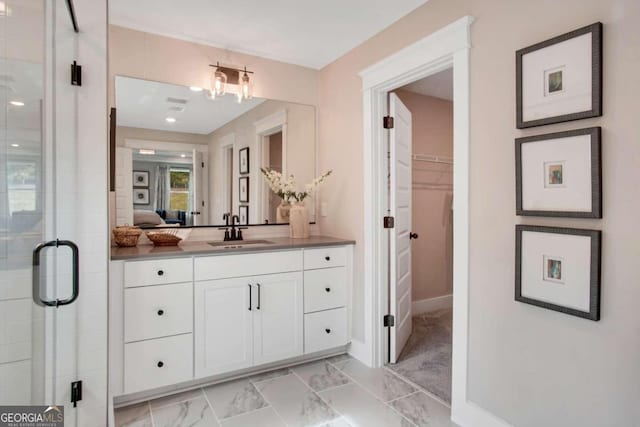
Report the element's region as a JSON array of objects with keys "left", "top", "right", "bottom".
[{"left": 260, "top": 168, "right": 332, "bottom": 203}]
